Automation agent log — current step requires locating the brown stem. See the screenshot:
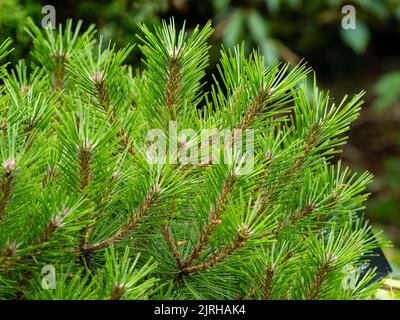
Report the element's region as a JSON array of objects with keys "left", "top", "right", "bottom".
[
  {"left": 78, "top": 143, "right": 93, "bottom": 192},
  {"left": 287, "top": 124, "right": 319, "bottom": 175},
  {"left": 165, "top": 48, "right": 182, "bottom": 121},
  {"left": 76, "top": 143, "right": 94, "bottom": 253},
  {"left": 0, "top": 211, "right": 67, "bottom": 272},
  {"left": 162, "top": 195, "right": 185, "bottom": 269},
  {"left": 162, "top": 224, "right": 184, "bottom": 269},
  {"left": 41, "top": 166, "right": 58, "bottom": 188},
  {"left": 110, "top": 285, "right": 123, "bottom": 300},
  {"left": 183, "top": 235, "right": 247, "bottom": 273},
  {"left": 0, "top": 240, "right": 16, "bottom": 271},
  {"left": 289, "top": 204, "right": 316, "bottom": 223},
  {"left": 92, "top": 71, "right": 136, "bottom": 156},
  {"left": 261, "top": 267, "right": 275, "bottom": 300},
  {"left": 306, "top": 262, "right": 331, "bottom": 300},
  {"left": 53, "top": 52, "right": 66, "bottom": 91},
  {"left": 245, "top": 248, "right": 295, "bottom": 300},
  {"left": 84, "top": 188, "right": 158, "bottom": 252},
  {"left": 255, "top": 125, "right": 320, "bottom": 220},
  {"left": 271, "top": 203, "right": 316, "bottom": 233},
  {"left": 276, "top": 186, "right": 342, "bottom": 234},
  {"left": 253, "top": 194, "right": 273, "bottom": 221},
  {"left": 184, "top": 172, "right": 236, "bottom": 266},
  {"left": 0, "top": 172, "right": 13, "bottom": 218},
  {"left": 0, "top": 159, "right": 16, "bottom": 220},
  {"left": 238, "top": 84, "right": 269, "bottom": 131},
  {"left": 39, "top": 217, "right": 62, "bottom": 244}
]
